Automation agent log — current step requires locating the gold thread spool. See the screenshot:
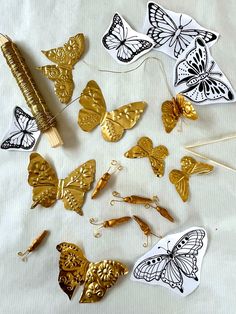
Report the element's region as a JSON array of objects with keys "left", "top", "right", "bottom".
[{"left": 0, "top": 35, "right": 63, "bottom": 147}]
